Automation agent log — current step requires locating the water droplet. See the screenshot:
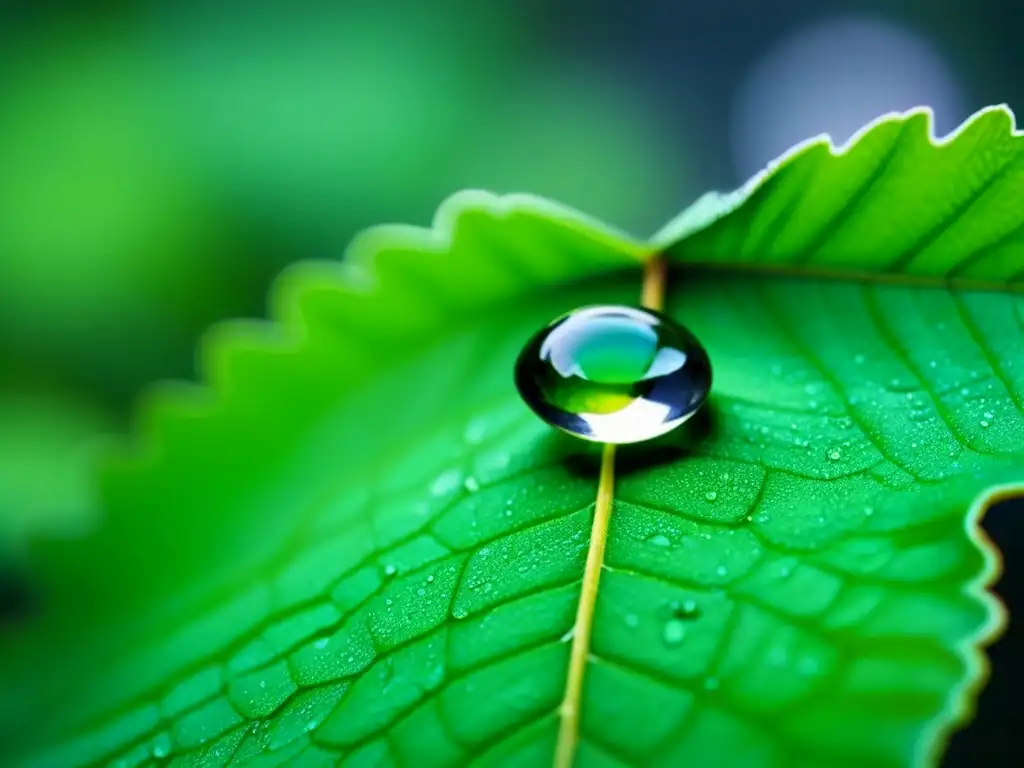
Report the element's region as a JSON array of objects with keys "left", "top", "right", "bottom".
[
  {"left": 704, "top": 490, "right": 718, "bottom": 502},
  {"left": 514, "top": 305, "right": 712, "bottom": 444},
  {"left": 980, "top": 420, "right": 990, "bottom": 428},
  {"left": 662, "top": 619, "right": 688, "bottom": 646},
  {"left": 152, "top": 734, "right": 171, "bottom": 759},
  {"left": 430, "top": 469, "right": 462, "bottom": 497},
  {"left": 798, "top": 657, "right": 820, "bottom": 675},
  {"left": 984, "top": 411, "right": 994, "bottom": 419},
  {"left": 715, "top": 565, "right": 728, "bottom": 576},
  {"left": 463, "top": 418, "right": 489, "bottom": 445},
  {"left": 314, "top": 637, "right": 330, "bottom": 650},
  {"left": 463, "top": 476, "right": 480, "bottom": 493},
  {"left": 853, "top": 353, "right": 865, "bottom": 364},
  {"left": 383, "top": 564, "right": 397, "bottom": 577},
  {"left": 624, "top": 613, "right": 639, "bottom": 628},
  {"left": 416, "top": 588, "right": 426, "bottom": 596},
  {"left": 863, "top": 506, "right": 874, "bottom": 517},
  {"left": 828, "top": 448, "right": 842, "bottom": 461},
  {"left": 647, "top": 533, "right": 672, "bottom": 547},
  {"left": 426, "top": 574, "right": 435, "bottom": 583}
]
